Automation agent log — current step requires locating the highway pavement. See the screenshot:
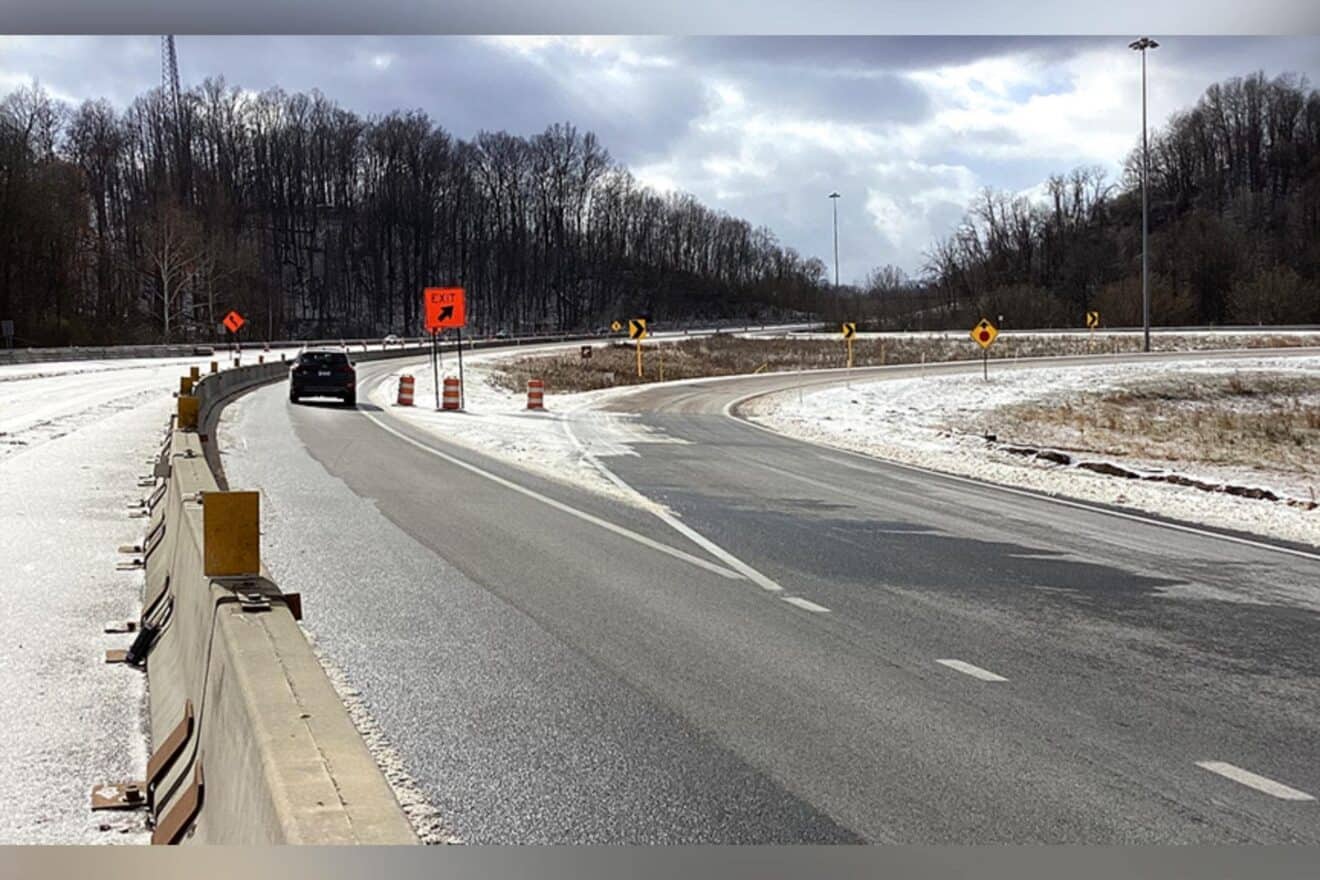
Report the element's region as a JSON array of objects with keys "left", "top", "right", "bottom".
[{"left": 220, "top": 348, "right": 1320, "bottom": 843}]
